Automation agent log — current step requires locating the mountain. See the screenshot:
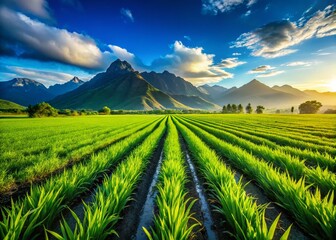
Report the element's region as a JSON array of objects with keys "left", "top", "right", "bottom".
[
  {"left": 141, "top": 71, "right": 208, "bottom": 99},
  {"left": 50, "top": 60, "right": 189, "bottom": 110},
  {"left": 217, "top": 79, "right": 300, "bottom": 107},
  {"left": 272, "top": 85, "right": 309, "bottom": 98},
  {"left": 198, "top": 84, "right": 228, "bottom": 98},
  {"left": 303, "top": 90, "right": 336, "bottom": 106},
  {"left": 0, "top": 78, "right": 55, "bottom": 106},
  {"left": 170, "top": 95, "right": 220, "bottom": 110},
  {"left": 48, "top": 77, "right": 84, "bottom": 96},
  {"left": 0, "top": 99, "right": 25, "bottom": 110}
]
